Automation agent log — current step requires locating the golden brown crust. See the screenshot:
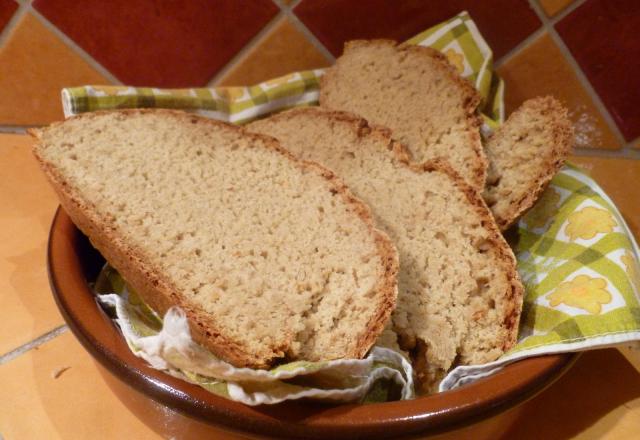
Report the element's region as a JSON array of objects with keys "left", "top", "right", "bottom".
[
  {"left": 414, "top": 158, "right": 525, "bottom": 351},
  {"left": 294, "top": 159, "right": 399, "bottom": 361},
  {"left": 251, "top": 108, "right": 402, "bottom": 359},
  {"left": 250, "top": 106, "right": 413, "bottom": 161},
  {"left": 319, "top": 38, "right": 488, "bottom": 191},
  {"left": 487, "top": 96, "right": 574, "bottom": 230},
  {"left": 250, "top": 106, "right": 524, "bottom": 368},
  {"left": 31, "top": 108, "right": 399, "bottom": 368}
]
